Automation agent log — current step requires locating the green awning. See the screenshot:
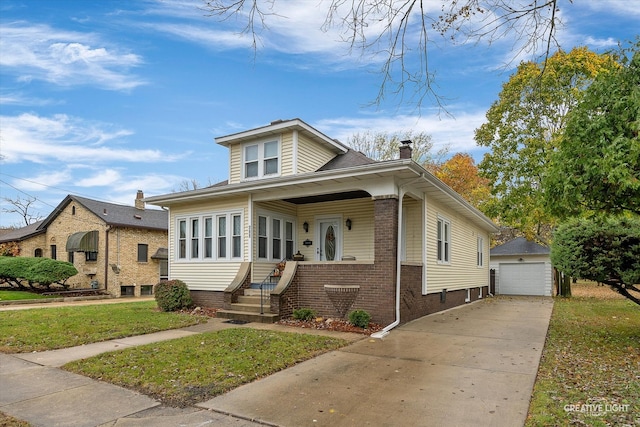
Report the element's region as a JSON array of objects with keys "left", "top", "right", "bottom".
[{"left": 66, "top": 231, "right": 99, "bottom": 252}]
